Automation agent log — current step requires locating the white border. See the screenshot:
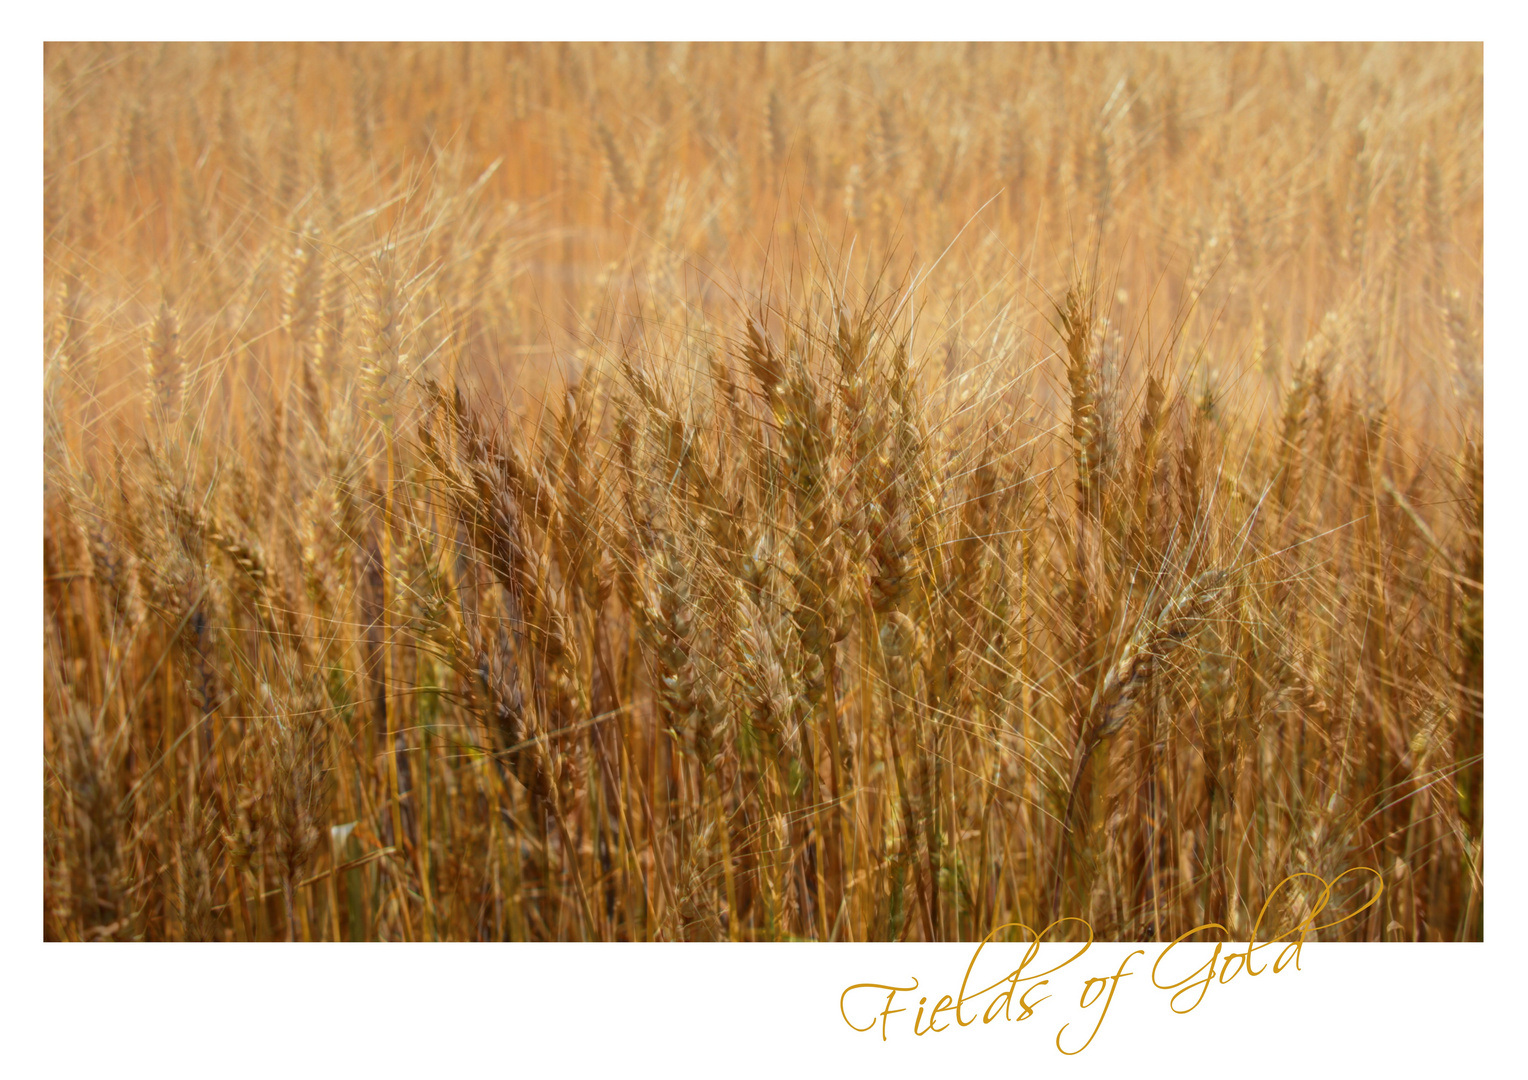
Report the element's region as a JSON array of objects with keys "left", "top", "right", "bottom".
[
  {"left": 23, "top": 2, "right": 1499, "bottom": 43},
  {"left": 13, "top": 9, "right": 1525, "bottom": 1076}
]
